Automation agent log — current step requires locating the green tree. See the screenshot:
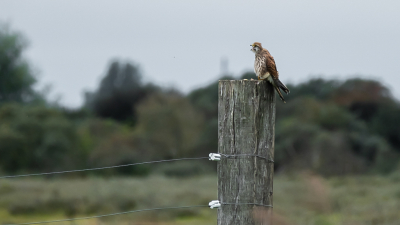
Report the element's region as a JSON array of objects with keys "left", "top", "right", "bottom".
[
  {"left": 133, "top": 91, "right": 205, "bottom": 159},
  {"left": 0, "top": 24, "right": 37, "bottom": 104},
  {"left": 85, "top": 60, "right": 158, "bottom": 125},
  {"left": 370, "top": 103, "right": 400, "bottom": 151},
  {"left": 0, "top": 103, "right": 83, "bottom": 173},
  {"left": 285, "top": 78, "right": 340, "bottom": 101}
]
